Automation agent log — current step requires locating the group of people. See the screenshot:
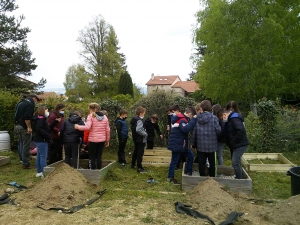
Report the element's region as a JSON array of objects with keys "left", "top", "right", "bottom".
[
  {"left": 167, "top": 100, "right": 248, "bottom": 185},
  {"left": 14, "top": 93, "right": 248, "bottom": 184}
]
